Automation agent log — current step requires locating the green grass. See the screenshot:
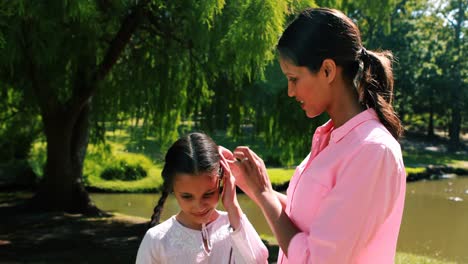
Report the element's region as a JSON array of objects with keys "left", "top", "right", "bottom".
[
  {"left": 395, "top": 252, "right": 456, "bottom": 264},
  {"left": 403, "top": 149, "right": 466, "bottom": 169},
  {"left": 268, "top": 168, "right": 295, "bottom": 185}
]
